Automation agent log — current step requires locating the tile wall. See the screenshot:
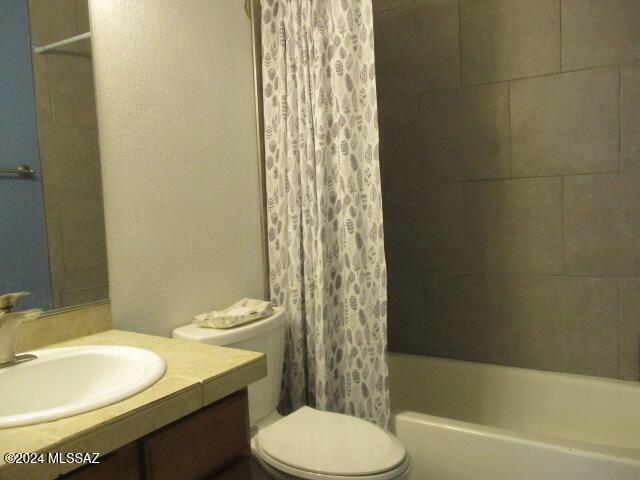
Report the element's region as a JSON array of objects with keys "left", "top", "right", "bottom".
[
  {"left": 28, "top": 0, "right": 108, "bottom": 307},
  {"left": 375, "top": 0, "right": 640, "bottom": 380}
]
